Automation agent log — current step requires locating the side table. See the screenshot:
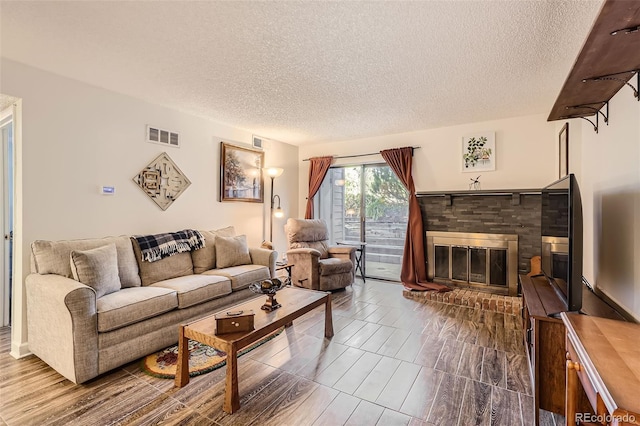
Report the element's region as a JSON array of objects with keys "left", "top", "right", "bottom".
[{"left": 275, "top": 262, "right": 293, "bottom": 280}]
